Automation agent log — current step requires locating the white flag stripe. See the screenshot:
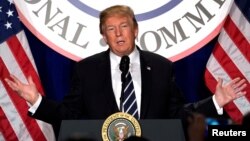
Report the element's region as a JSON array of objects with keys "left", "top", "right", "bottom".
[
  {"left": 230, "top": 3, "right": 250, "bottom": 42},
  {"left": 0, "top": 41, "right": 28, "bottom": 85},
  {"left": 234, "top": 96, "right": 250, "bottom": 116},
  {"left": 0, "top": 82, "right": 32, "bottom": 141},
  {"left": 219, "top": 28, "right": 250, "bottom": 82},
  {"left": 0, "top": 132, "right": 5, "bottom": 141},
  {"left": 36, "top": 120, "right": 55, "bottom": 141}
]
